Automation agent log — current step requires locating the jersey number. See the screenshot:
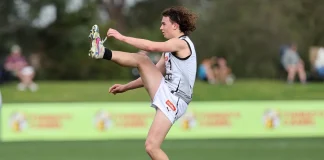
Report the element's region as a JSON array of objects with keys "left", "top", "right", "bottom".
[
  {"left": 165, "top": 58, "right": 173, "bottom": 80},
  {"left": 165, "top": 74, "right": 172, "bottom": 80}
]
